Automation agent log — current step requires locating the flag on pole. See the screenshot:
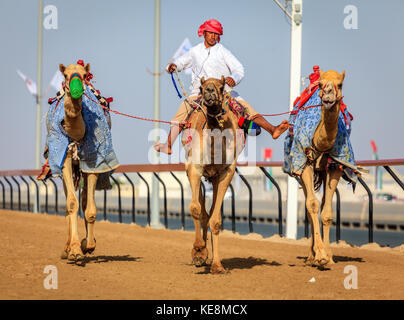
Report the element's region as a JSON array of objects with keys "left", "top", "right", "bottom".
[
  {"left": 17, "top": 70, "right": 37, "bottom": 96},
  {"left": 50, "top": 70, "right": 64, "bottom": 91},
  {"left": 171, "top": 38, "right": 192, "bottom": 75}
]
